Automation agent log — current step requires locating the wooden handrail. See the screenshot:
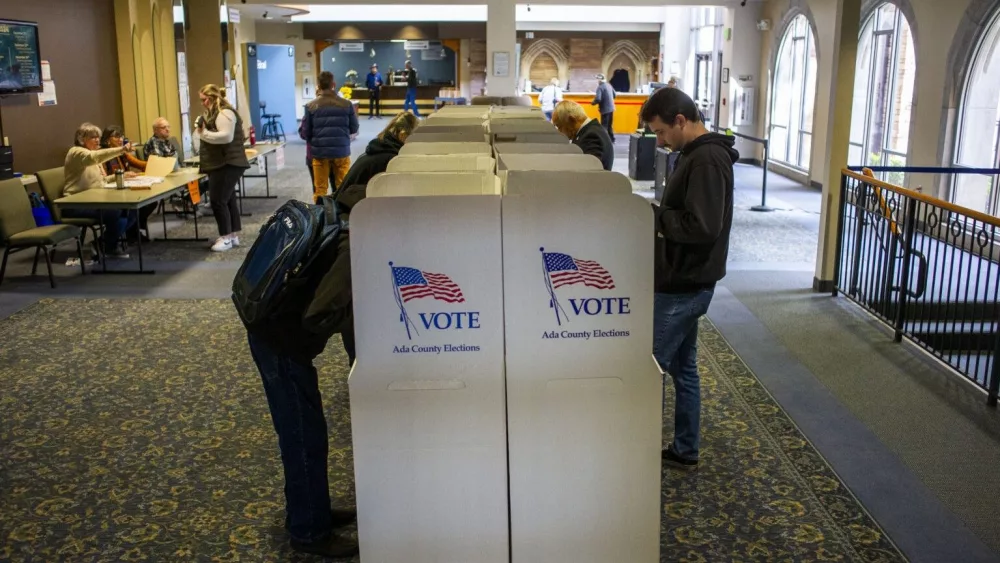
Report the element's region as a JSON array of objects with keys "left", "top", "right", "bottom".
[
  {"left": 842, "top": 168, "right": 1000, "bottom": 229},
  {"left": 861, "top": 168, "right": 901, "bottom": 236}
]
